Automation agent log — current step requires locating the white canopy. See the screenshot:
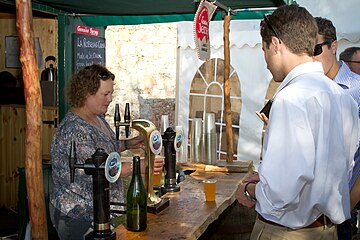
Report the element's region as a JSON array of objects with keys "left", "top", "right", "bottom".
[
  {"left": 176, "top": 2, "right": 360, "bottom": 168},
  {"left": 298, "top": 0, "right": 360, "bottom": 43},
  {"left": 177, "top": 20, "right": 269, "bottom": 167}
]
